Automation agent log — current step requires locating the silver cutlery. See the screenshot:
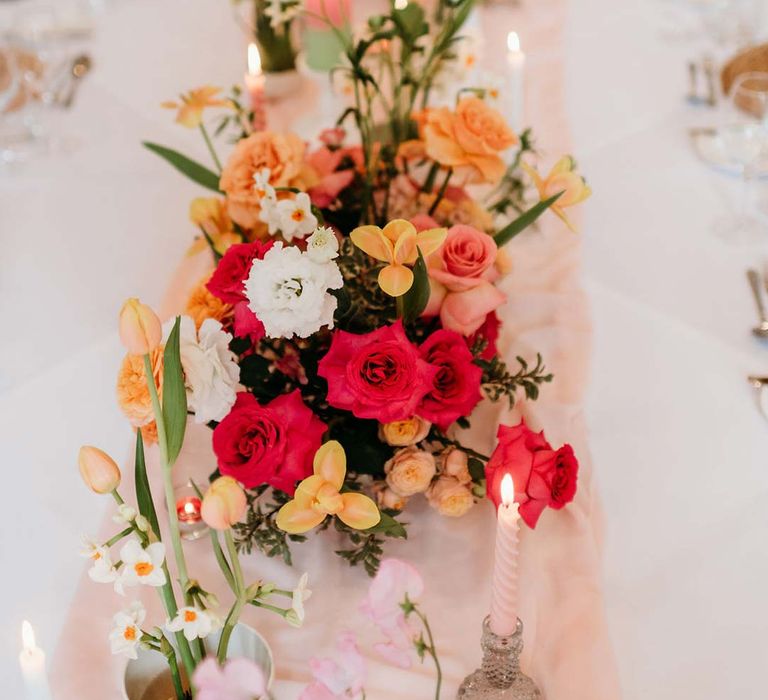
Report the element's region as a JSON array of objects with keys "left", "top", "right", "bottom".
[
  {"left": 746, "top": 268, "right": 768, "bottom": 338},
  {"left": 57, "top": 53, "right": 91, "bottom": 109}
]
